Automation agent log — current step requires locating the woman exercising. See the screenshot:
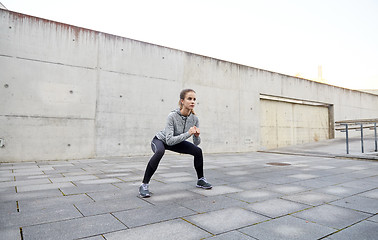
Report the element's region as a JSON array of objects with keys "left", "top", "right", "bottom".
[{"left": 139, "top": 89, "right": 212, "bottom": 197}]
